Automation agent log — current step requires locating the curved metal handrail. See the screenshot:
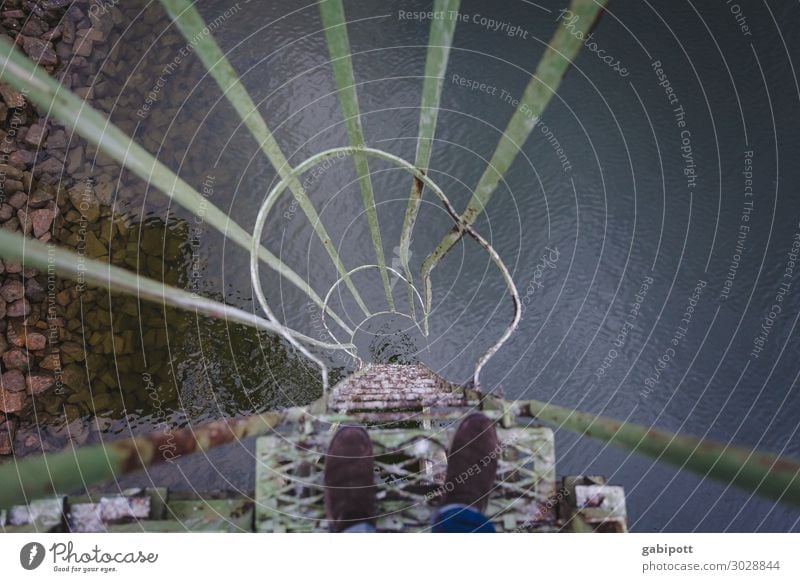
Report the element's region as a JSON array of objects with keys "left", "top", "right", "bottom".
[
  {"left": 320, "top": 264, "right": 428, "bottom": 369},
  {"left": 250, "top": 146, "right": 521, "bottom": 391}
]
